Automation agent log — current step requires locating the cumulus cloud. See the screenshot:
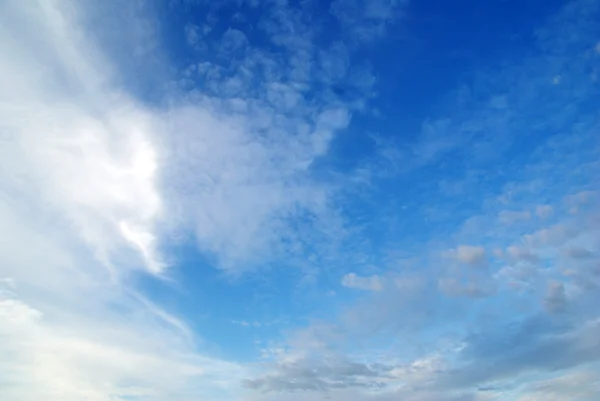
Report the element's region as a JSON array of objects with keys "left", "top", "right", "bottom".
[
  {"left": 342, "top": 273, "right": 384, "bottom": 291},
  {"left": 506, "top": 246, "right": 539, "bottom": 265},
  {"left": 449, "top": 245, "right": 488, "bottom": 268}
]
